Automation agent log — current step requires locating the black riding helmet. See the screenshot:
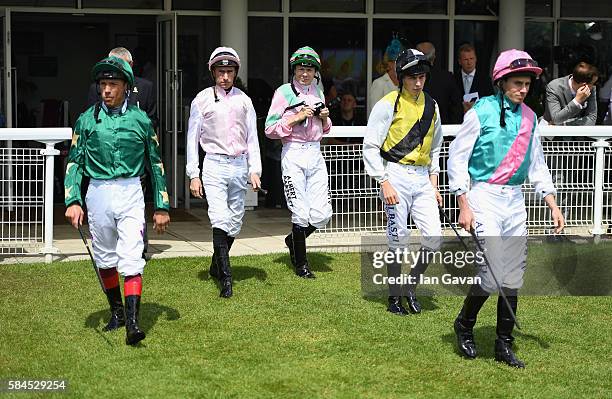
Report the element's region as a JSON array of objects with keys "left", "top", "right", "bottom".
[
  {"left": 392, "top": 49, "right": 431, "bottom": 113},
  {"left": 395, "top": 49, "right": 431, "bottom": 80}
]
